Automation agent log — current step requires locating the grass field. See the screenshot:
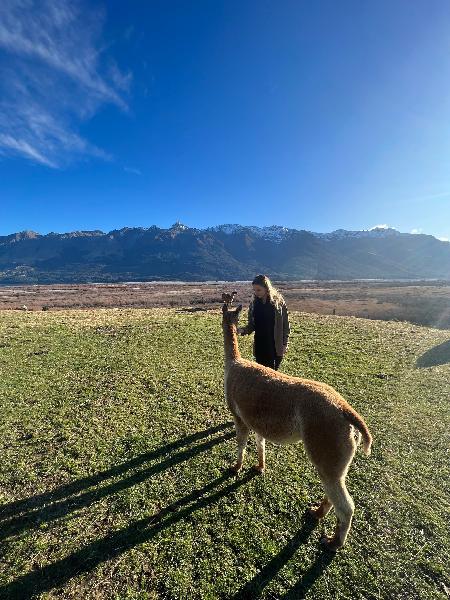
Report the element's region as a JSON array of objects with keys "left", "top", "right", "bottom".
[{"left": 0, "top": 308, "right": 449, "bottom": 599}]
